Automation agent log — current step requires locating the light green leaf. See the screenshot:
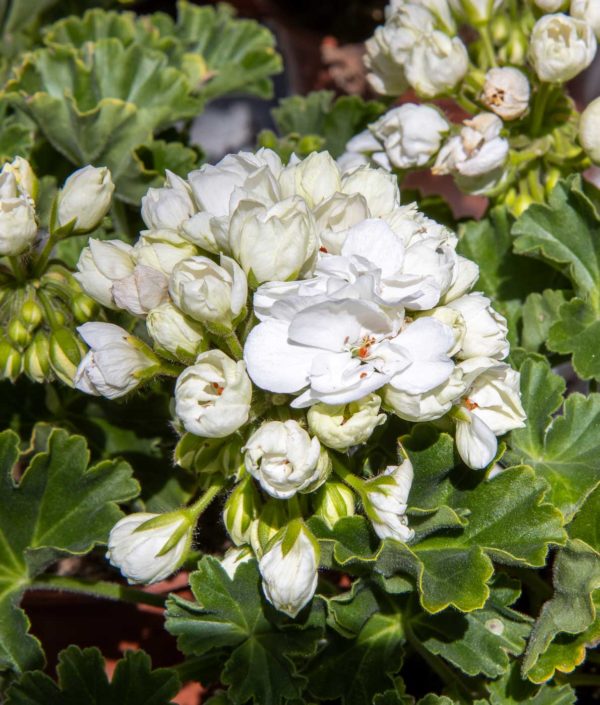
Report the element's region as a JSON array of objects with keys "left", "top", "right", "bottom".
[
  {"left": 0, "top": 428, "right": 138, "bottom": 679},
  {"left": 6, "top": 646, "right": 179, "bottom": 704},
  {"left": 546, "top": 297, "right": 600, "bottom": 380},
  {"left": 166, "top": 557, "right": 324, "bottom": 705},
  {"left": 523, "top": 540, "right": 600, "bottom": 682},
  {"left": 488, "top": 662, "right": 576, "bottom": 704},
  {"left": 568, "top": 484, "right": 600, "bottom": 551},
  {"left": 505, "top": 356, "right": 600, "bottom": 519},
  {"left": 521, "top": 290, "right": 569, "bottom": 353}
]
